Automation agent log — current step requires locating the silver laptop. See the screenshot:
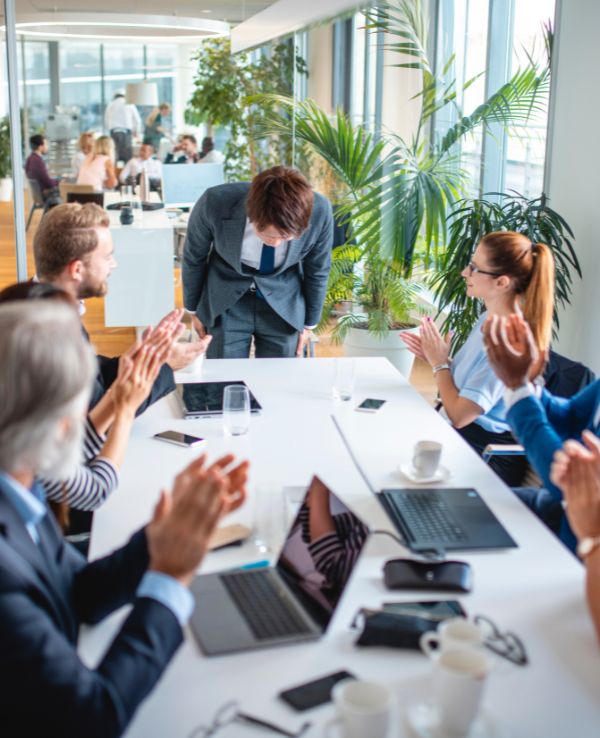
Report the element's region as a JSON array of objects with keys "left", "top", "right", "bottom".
[
  {"left": 161, "top": 162, "right": 224, "bottom": 208},
  {"left": 189, "top": 476, "right": 370, "bottom": 656}
]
